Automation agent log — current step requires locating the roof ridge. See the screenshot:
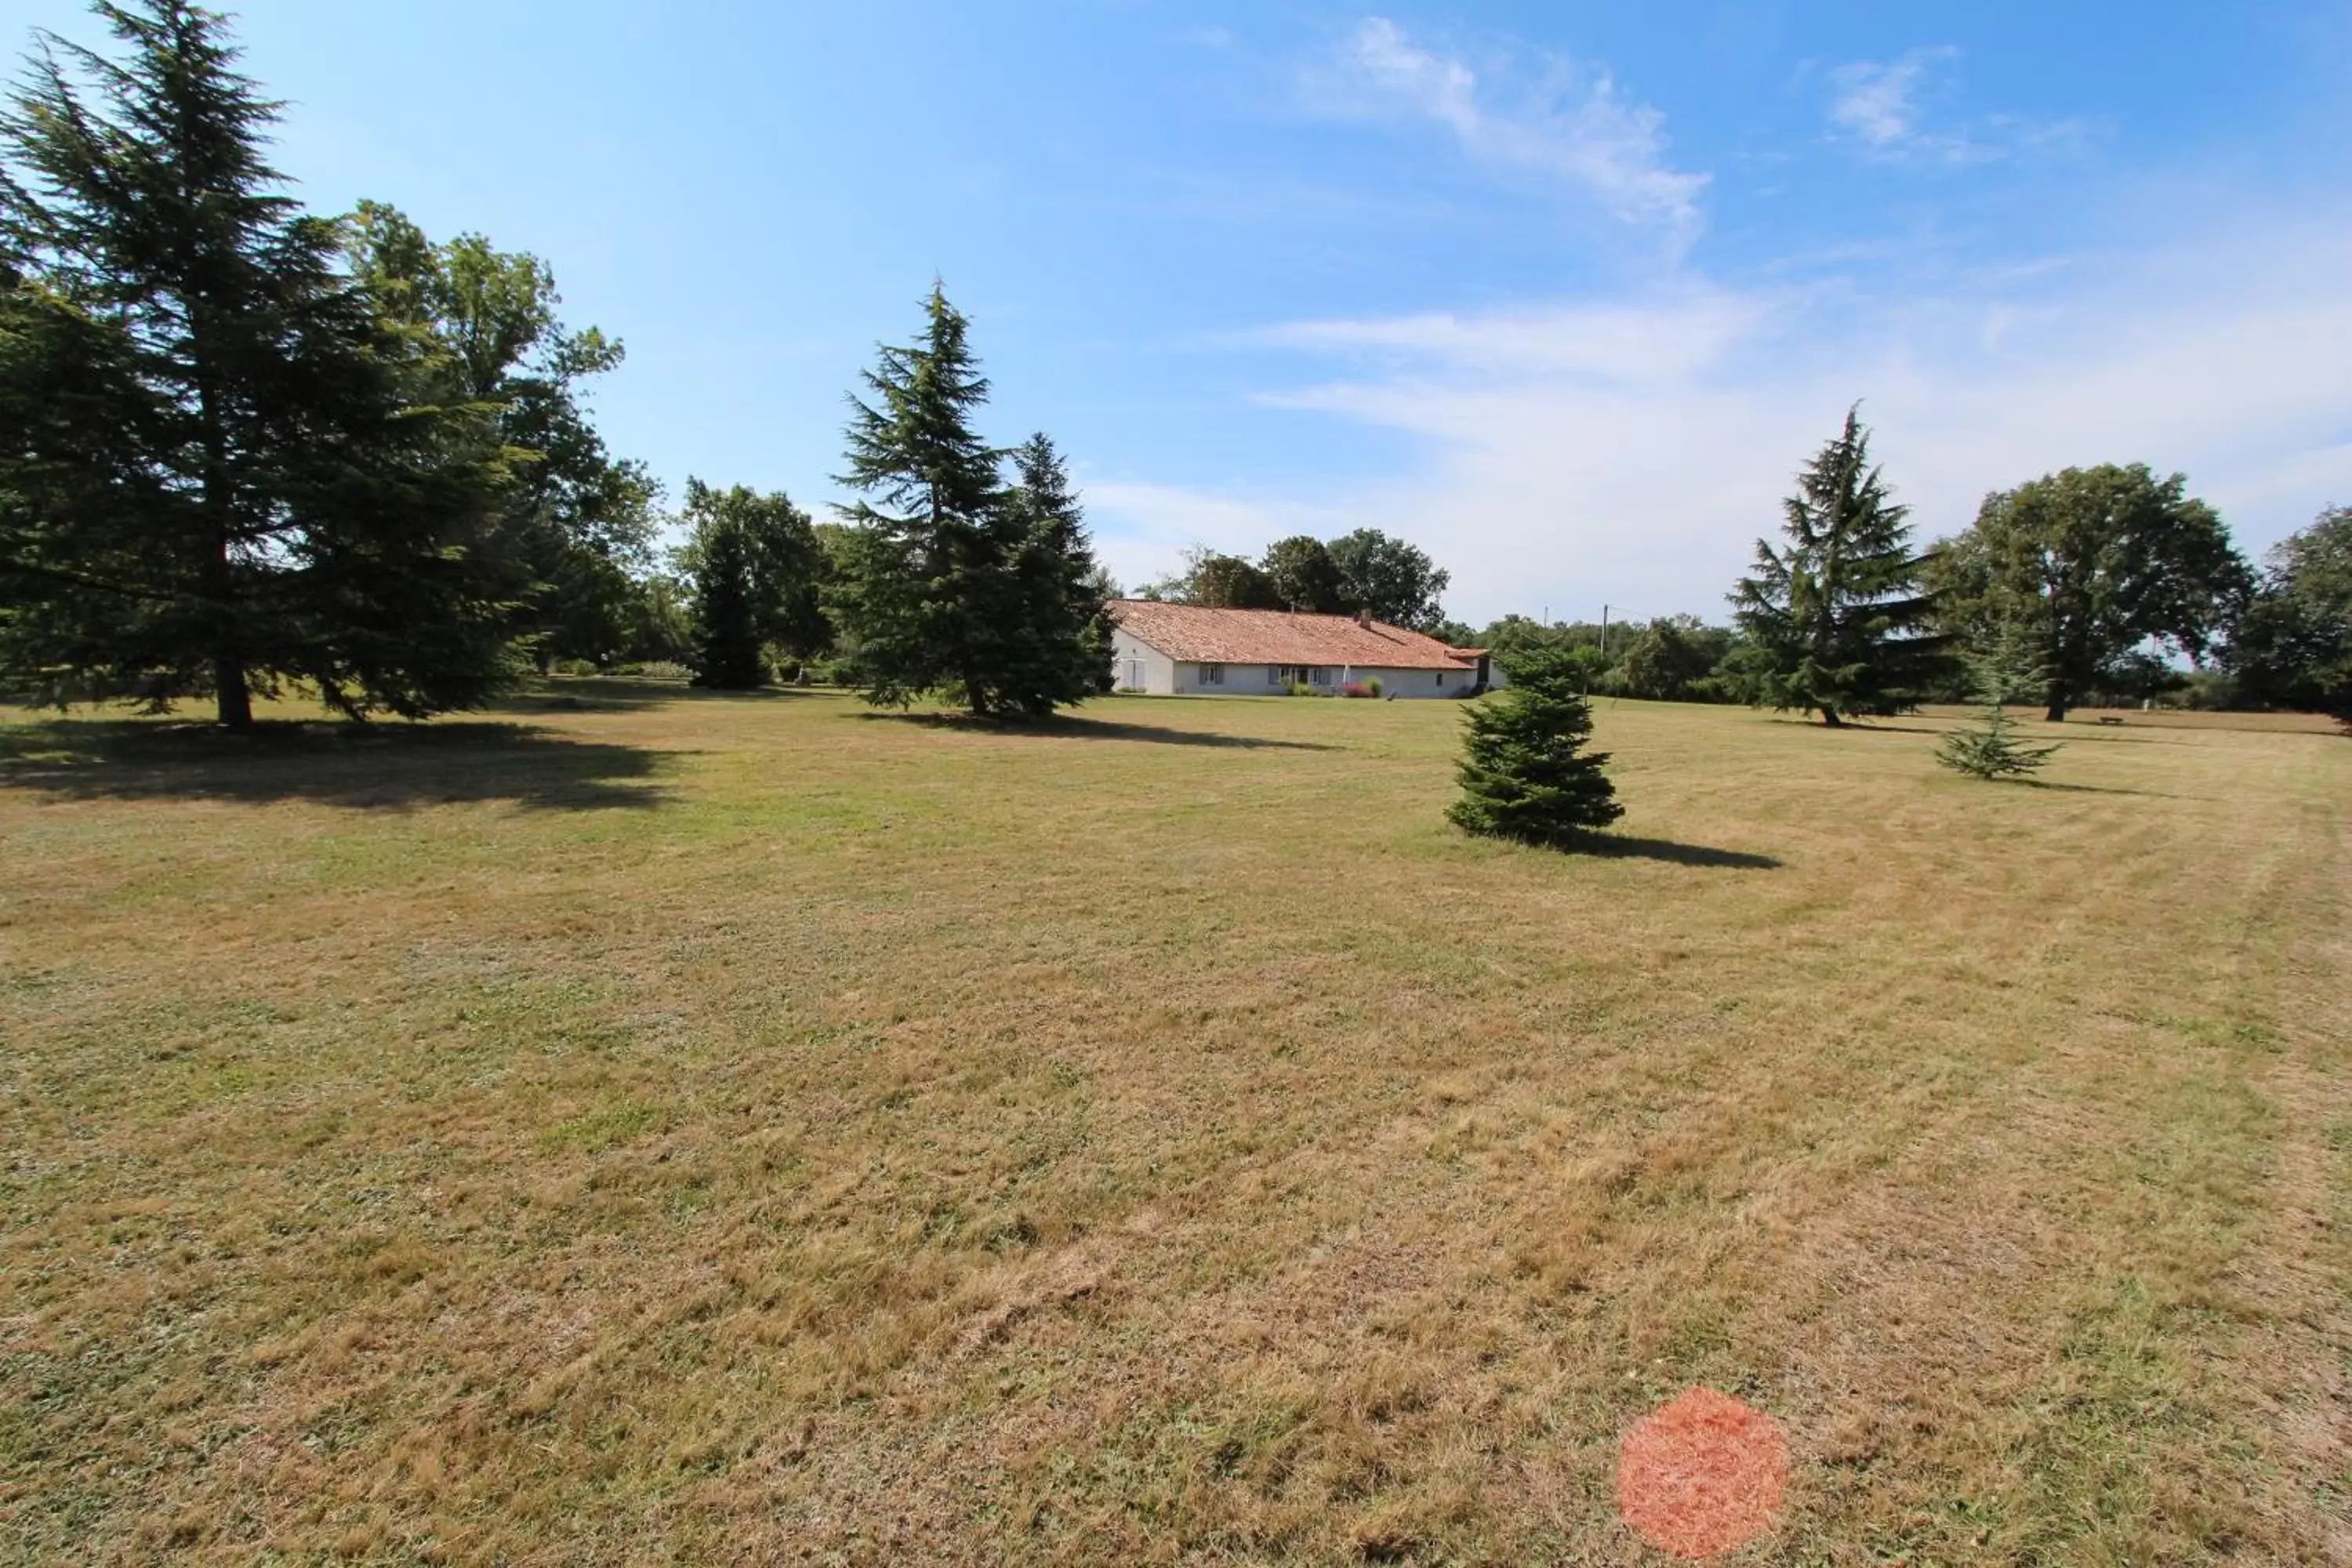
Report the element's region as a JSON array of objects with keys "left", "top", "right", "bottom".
[{"left": 1106, "top": 600, "right": 1478, "bottom": 670}]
